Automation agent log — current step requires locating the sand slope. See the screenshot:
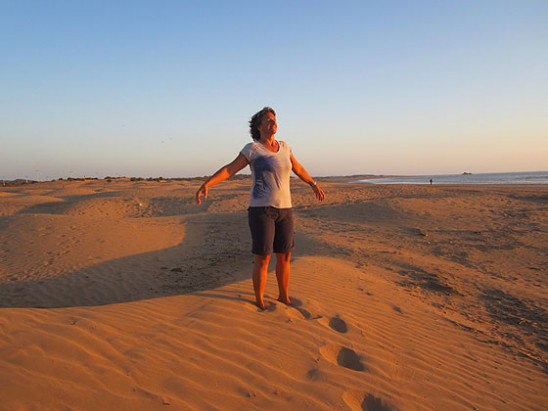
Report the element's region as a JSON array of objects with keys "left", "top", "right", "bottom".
[{"left": 0, "top": 179, "right": 546, "bottom": 410}]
